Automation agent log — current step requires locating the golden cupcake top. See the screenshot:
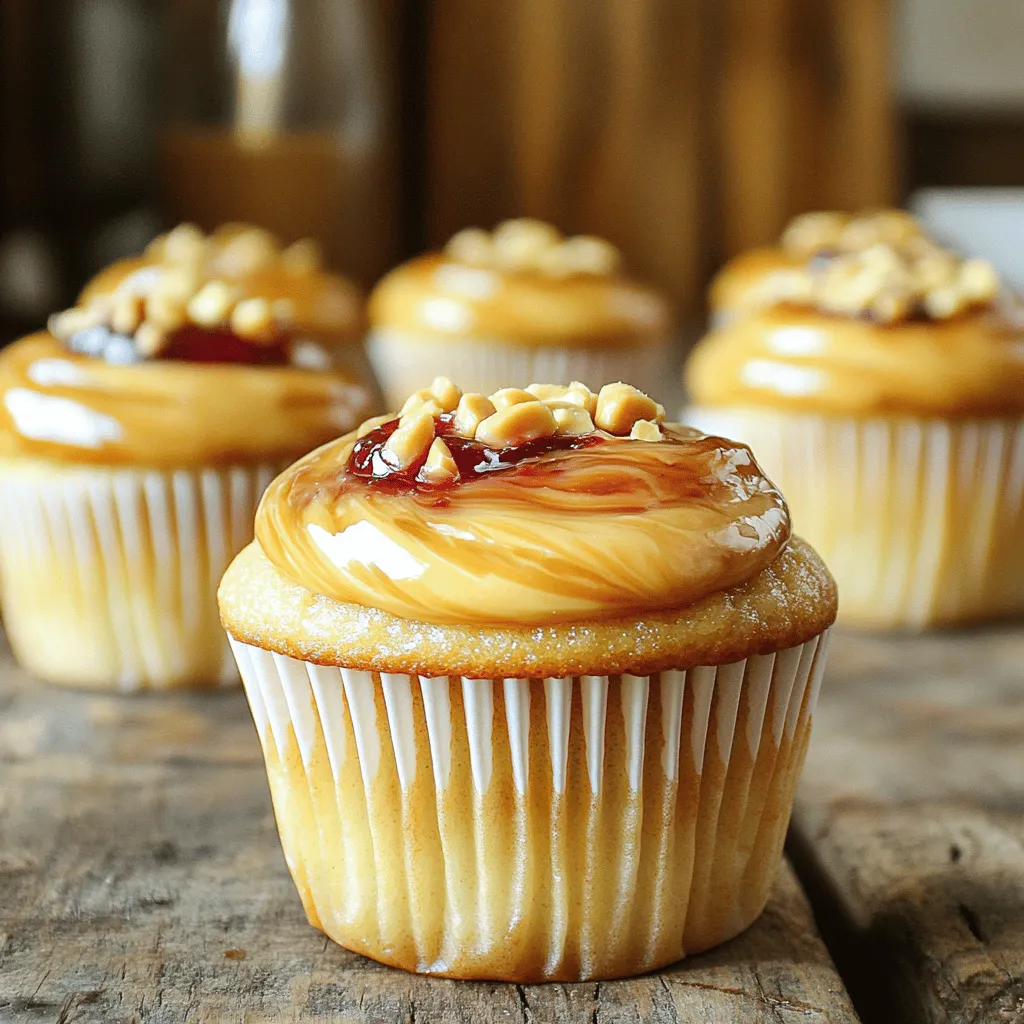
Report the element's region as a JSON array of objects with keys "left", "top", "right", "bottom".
[
  {"left": 368, "top": 219, "right": 670, "bottom": 347},
  {"left": 255, "top": 378, "right": 791, "bottom": 626},
  {"left": 712, "top": 209, "right": 1001, "bottom": 325},
  {"left": 690, "top": 210, "right": 1024, "bottom": 416},
  {"left": 72, "top": 222, "right": 364, "bottom": 352}
]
